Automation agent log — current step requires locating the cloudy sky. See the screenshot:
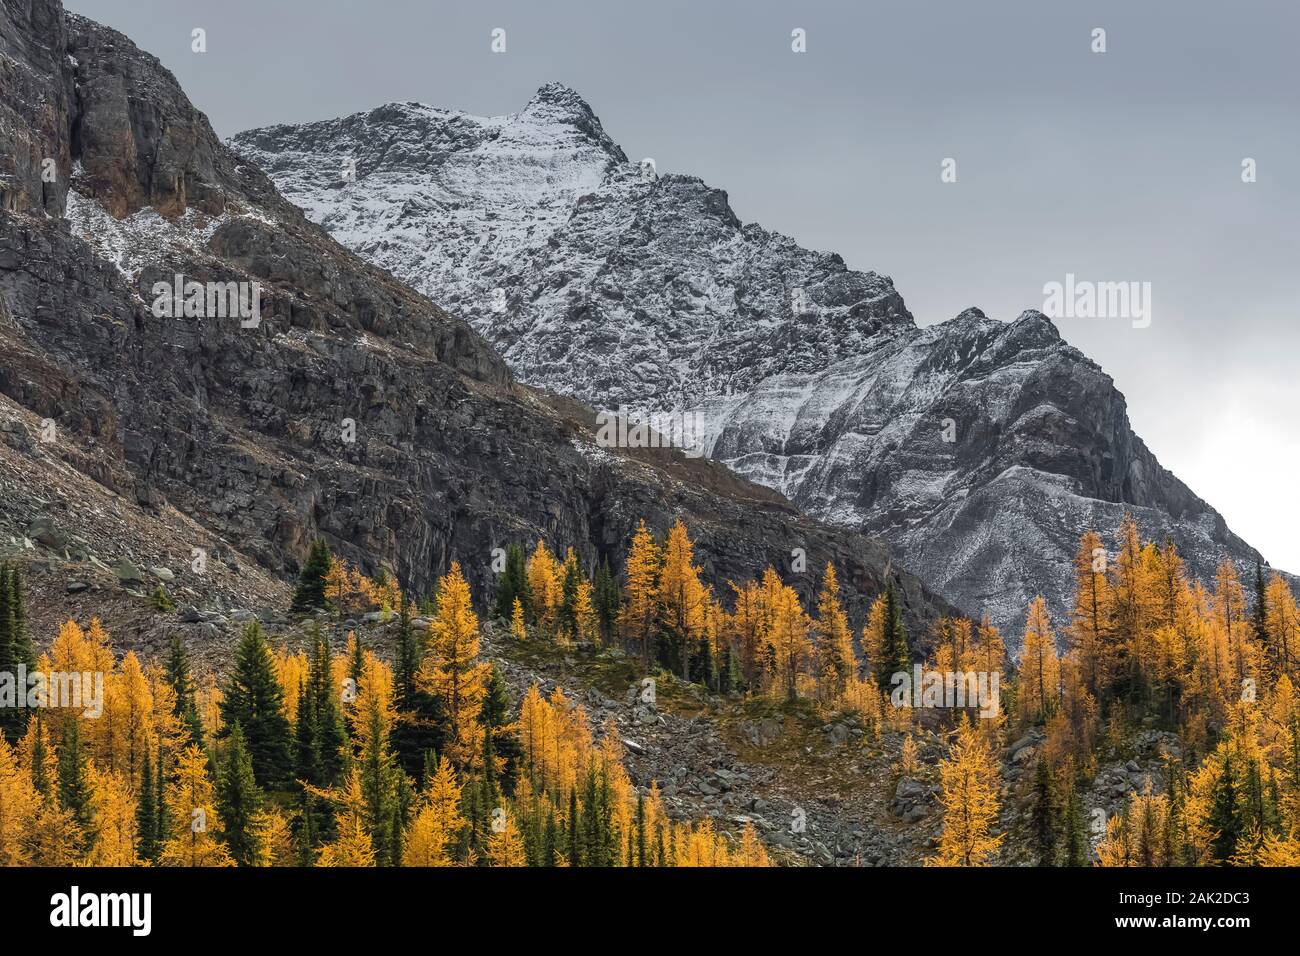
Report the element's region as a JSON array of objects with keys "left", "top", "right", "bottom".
[{"left": 69, "top": 0, "right": 1300, "bottom": 571}]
